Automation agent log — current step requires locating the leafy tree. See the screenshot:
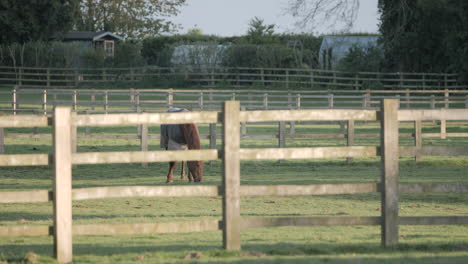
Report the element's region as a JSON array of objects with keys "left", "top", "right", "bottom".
[
  {"left": 246, "top": 17, "right": 277, "bottom": 44},
  {"left": 0, "top": 0, "right": 79, "bottom": 44},
  {"left": 76, "top": 0, "right": 186, "bottom": 39},
  {"left": 336, "top": 44, "right": 382, "bottom": 72}
]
